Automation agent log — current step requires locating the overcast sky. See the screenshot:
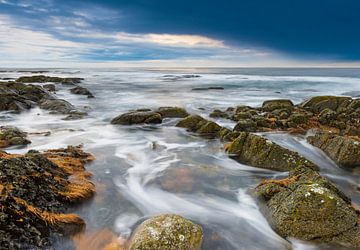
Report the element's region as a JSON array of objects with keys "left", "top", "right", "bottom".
[{"left": 1, "top": 0, "right": 359, "bottom": 67}]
